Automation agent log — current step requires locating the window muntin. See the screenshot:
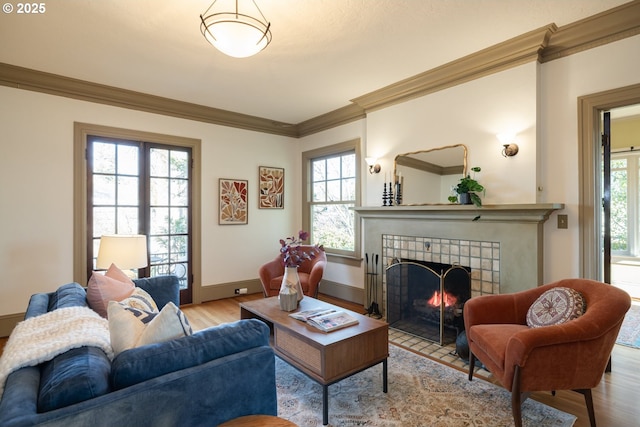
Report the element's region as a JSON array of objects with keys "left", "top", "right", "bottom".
[{"left": 304, "top": 141, "right": 360, "bottom": 258}]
